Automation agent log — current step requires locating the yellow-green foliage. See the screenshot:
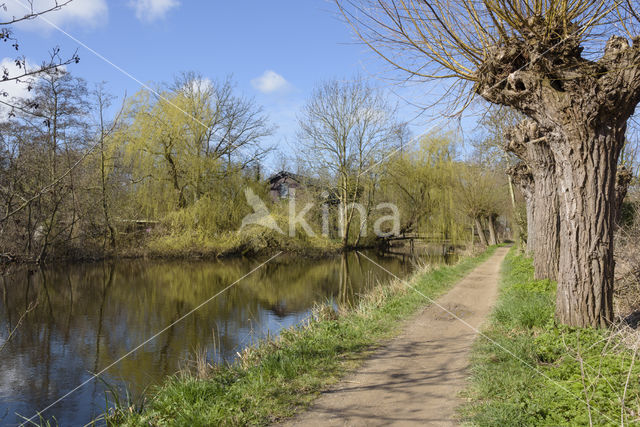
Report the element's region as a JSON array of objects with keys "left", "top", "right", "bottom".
[
  {"left": 147, "top": 225, "right": 340, "bottom": 258},
  {"left": 380, "top": 131, "right": 469, "bottom": 243},
  {"left": 114, "top": 74, "right": 271, "bottom": 220},
  {"left": 161, "top": 180, "right": 265, "bottom": 235},
  {"left": 118, "top": 87, "right": 224, "bottom": 216},
  {"left": 143, "top": 174, "right": 340, "bottom": 257}
]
